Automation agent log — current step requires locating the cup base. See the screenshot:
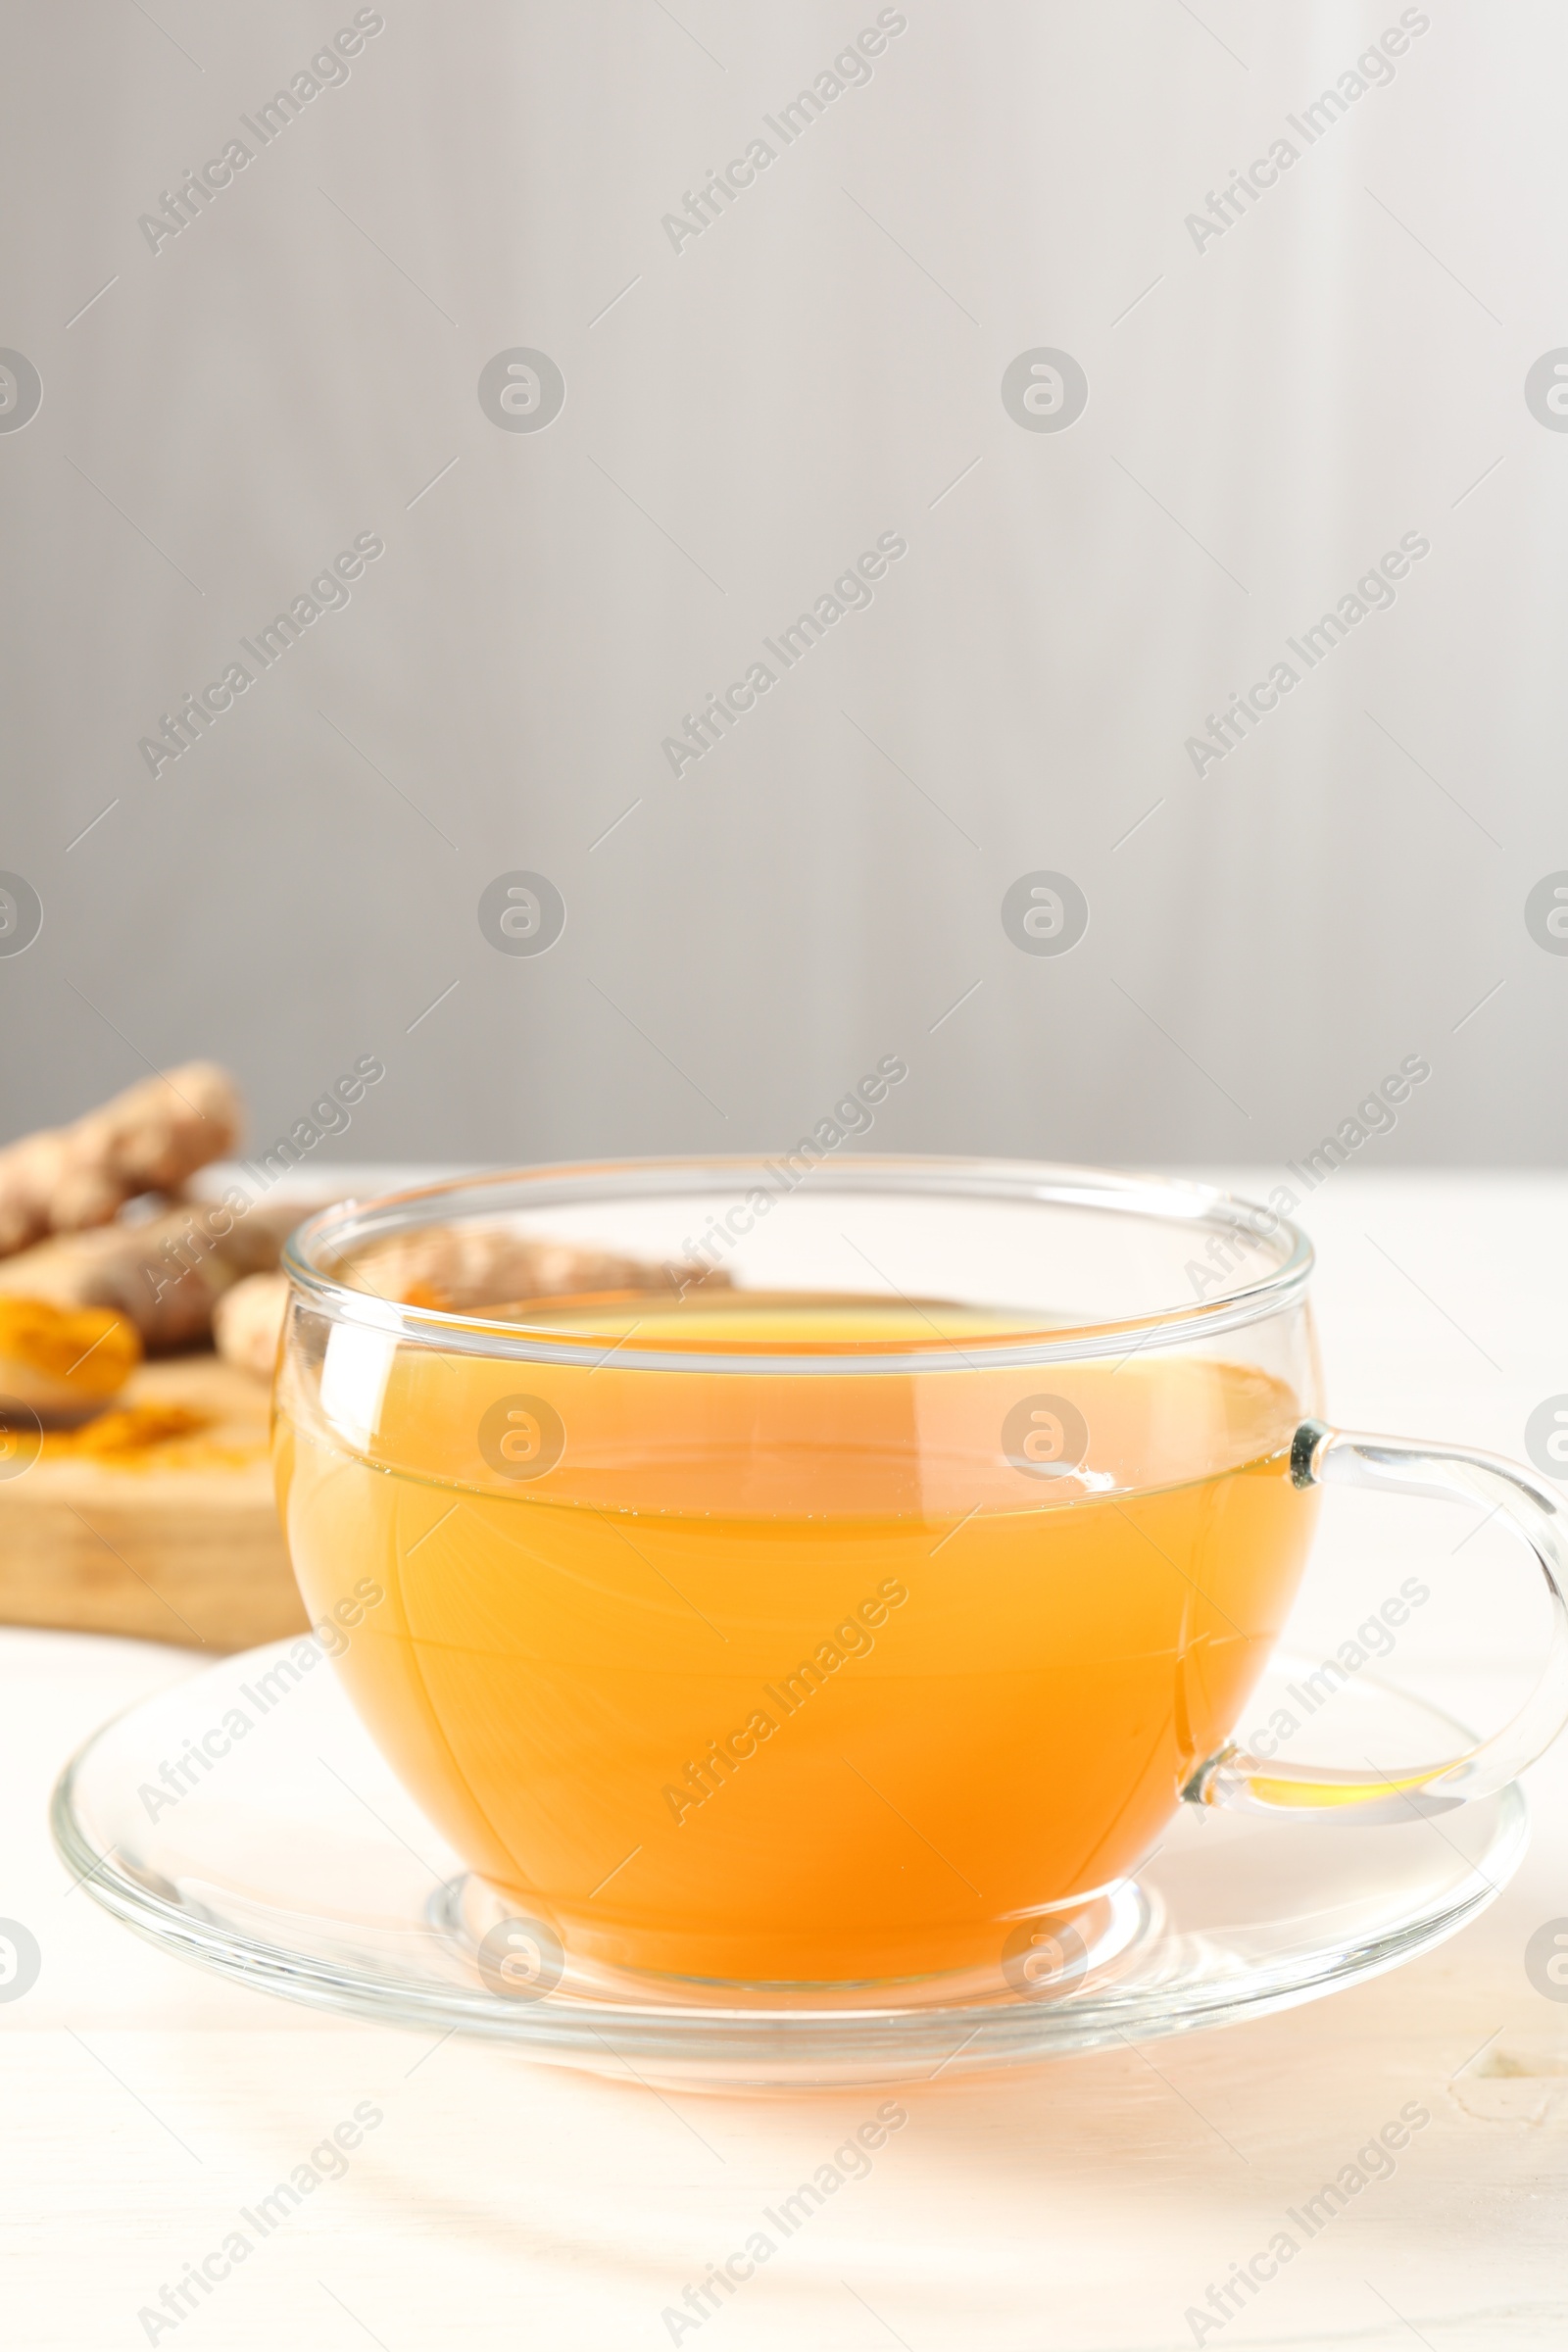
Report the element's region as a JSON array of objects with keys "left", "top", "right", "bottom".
[{"left": 439, "top": 1870, "right": 1152, "bottom": 2012}]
